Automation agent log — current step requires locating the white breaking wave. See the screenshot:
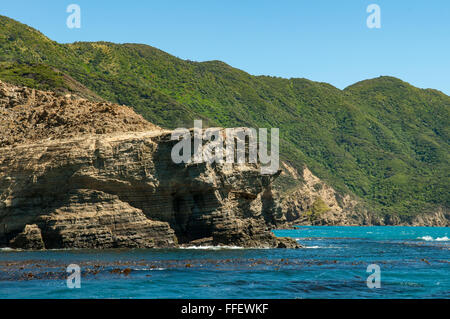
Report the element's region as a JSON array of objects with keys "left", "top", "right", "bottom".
[
  {"left": 418, "top": 236, "right": 449, "bottom": 242},
  {"left": 0, "top": 247, "right": 23, "bottom": 252},
  {"left": 132, "top": 267, "right": 166, "bottom": 271},
  {"left": 180, "top": 245, "right": 246, "bottom": 250},
  {"left": 303, "top": 245, "right": 340, "bottom": 249}
]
